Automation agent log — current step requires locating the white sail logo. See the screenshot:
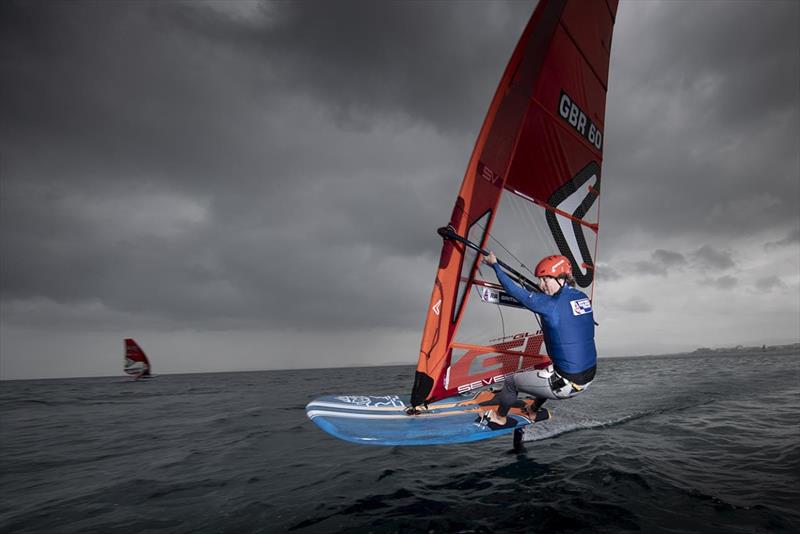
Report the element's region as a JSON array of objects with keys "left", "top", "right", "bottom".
[
  {"left": 545, "top": 162, "right": 601, "bottom": 288},
  {"left": 432, "top": 299, "right": 442, "bottom": 316}
]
